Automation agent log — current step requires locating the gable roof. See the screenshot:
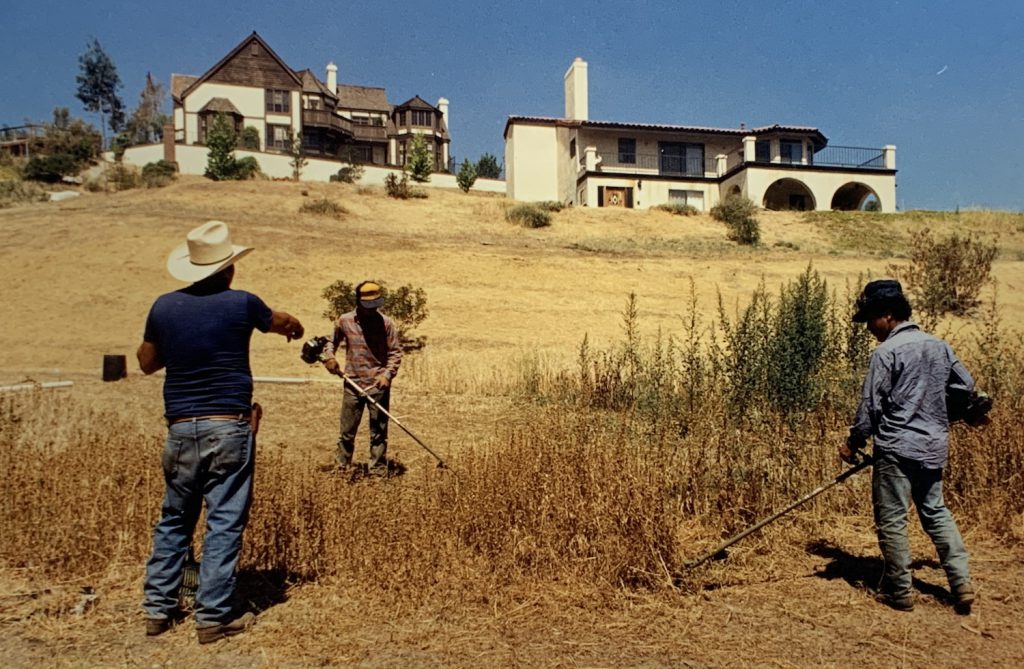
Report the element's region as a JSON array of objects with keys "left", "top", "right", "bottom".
[
  {"left": 298, "top": 69, "right": 338, "bottom": 100},
  {"left": 198, "top": 97, "right": 242, "bottom": 115},
  {"left": 504, "top": 116, "right": 828, "bottom": 149},
  {"left": 180, "top": 32, "right": 302, "bottom": 100},
  {"left": 393, "top": 95, "right": 438, "bottom": 111},
  {"left": 337, "top": 84, "right": 391, "bottom": 112}
]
